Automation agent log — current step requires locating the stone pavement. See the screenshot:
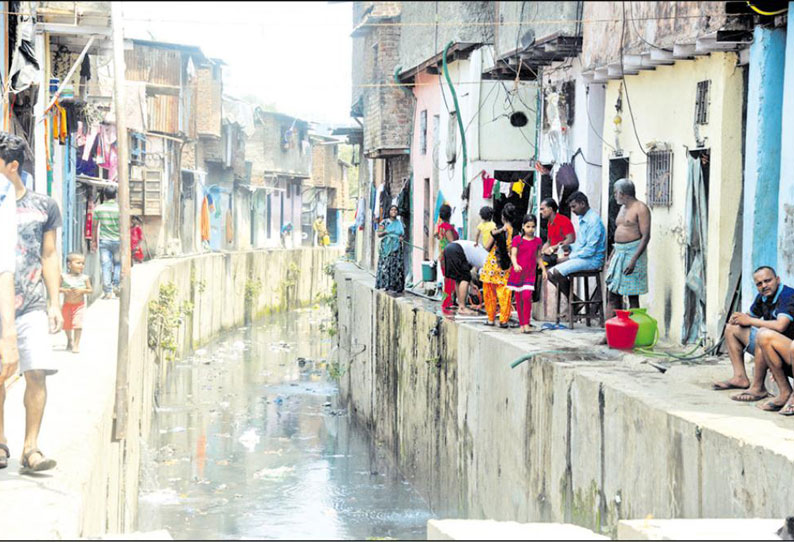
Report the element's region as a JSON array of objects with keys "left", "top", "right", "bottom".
[{"left": 0, "top": 297, "right": 120, "bottom": 539}]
